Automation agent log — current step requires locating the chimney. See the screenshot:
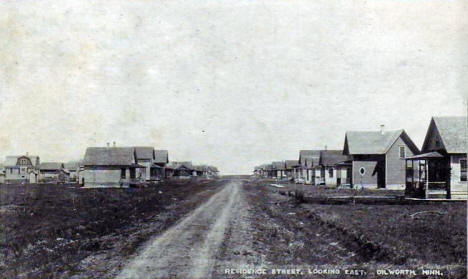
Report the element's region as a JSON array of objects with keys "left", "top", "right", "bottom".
[
  {"left": 380, "top": 124, "right": 385, "bottom": 135},
  {"left": 113, "top": 141, "right": 116, "bottom": 147},
  {"left": 106, "top": 142, "right": 110, "bottom": 148},
  {"left": 26, "top": 152, "right": 29, "bottom": 156},
  {"left": 324, "top": 145, "right": 327, "bottom": 151}
]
